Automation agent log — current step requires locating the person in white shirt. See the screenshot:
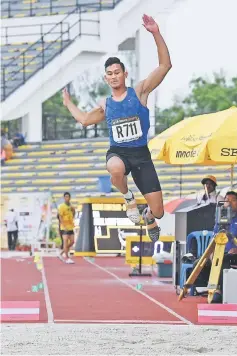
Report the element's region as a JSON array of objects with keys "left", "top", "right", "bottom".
[
  {"left": 5, "top": 209, "right": 18, "bottom": 251},
  {"left": 196, "top": 175, "right": 224, "bottom": 205}
]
